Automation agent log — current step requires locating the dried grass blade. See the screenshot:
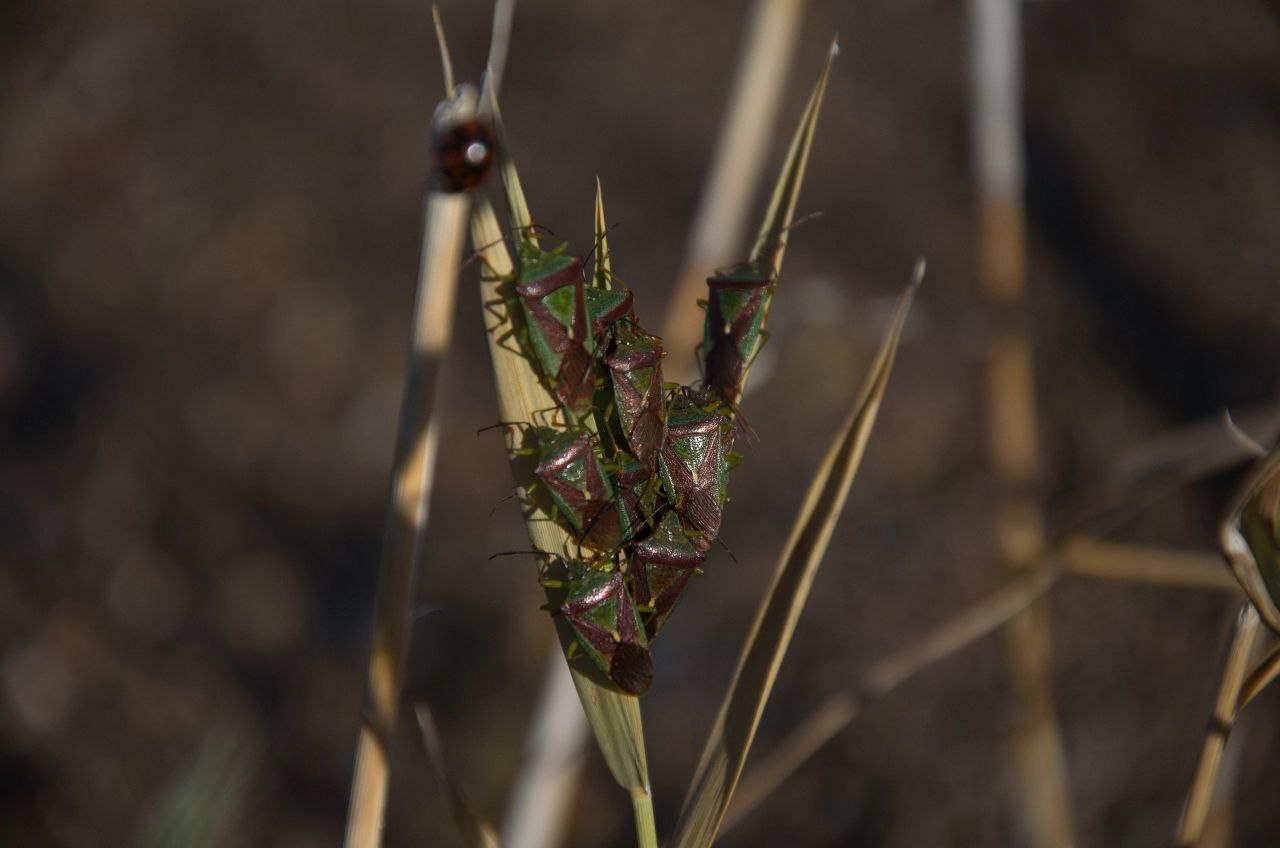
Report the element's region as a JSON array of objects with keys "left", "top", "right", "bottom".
[
  {"left": 1174, "top": 604, "right": 1261, "bottom": 846},
  {"left": 470, "top": 197, "right": 655, "bottom": 844},
  {"left": 415, "top": 705, "right": 502, "bottom": 848},
  {"left": 747, "top": 36, "right": 837, "bottom": 278},
  {"left": 669, "top": 266, "right": 920, "bottom": 848},
  {"left": 1056, "top": 537, "right": 1240, "bottom": 593},
  {"left": 489, "top": 101, "right": 535, "bottom": 245},
  {"left": 1235, "top": 641, "right": 1280, "bottom": 714}
]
